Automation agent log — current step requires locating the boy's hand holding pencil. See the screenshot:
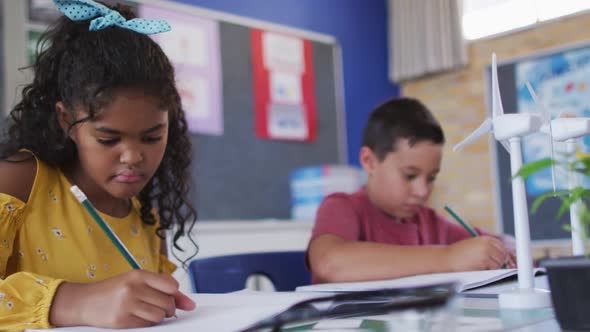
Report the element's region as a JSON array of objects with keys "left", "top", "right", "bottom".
[
  {"left": 445, "top": 236, "right": 513, "bottom": 271},
  {"left": 444, "top": 205, "right": 515, "bottom": 270}
]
